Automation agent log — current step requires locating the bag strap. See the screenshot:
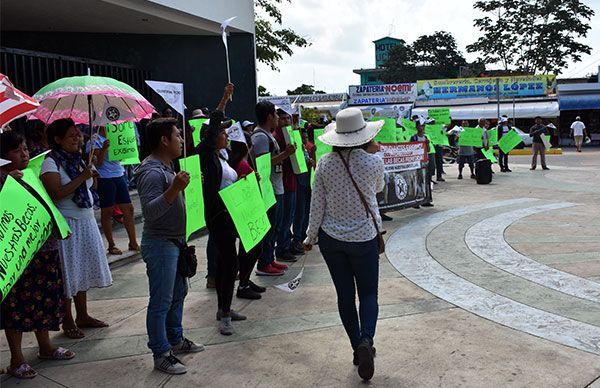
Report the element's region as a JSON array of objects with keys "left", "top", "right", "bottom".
[{"left": 336, "top": 150, "right": 381, "bottom": 235}]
